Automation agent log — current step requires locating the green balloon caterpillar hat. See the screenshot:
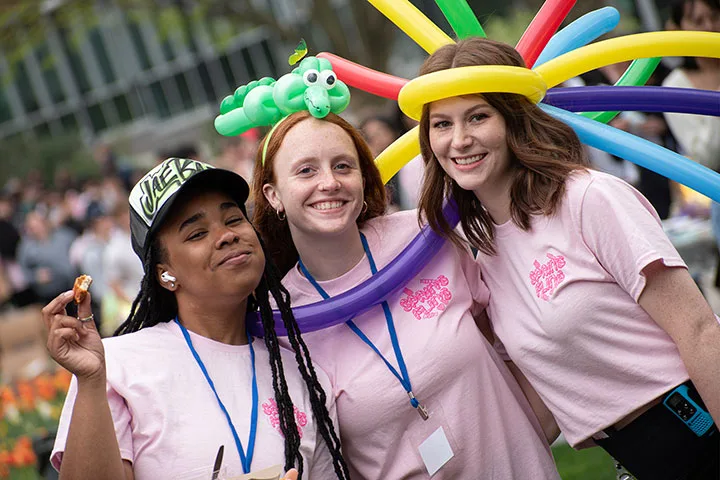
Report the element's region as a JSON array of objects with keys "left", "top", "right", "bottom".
[{"left": 214, "top": 45, "right": 352, "bottom": 165}]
